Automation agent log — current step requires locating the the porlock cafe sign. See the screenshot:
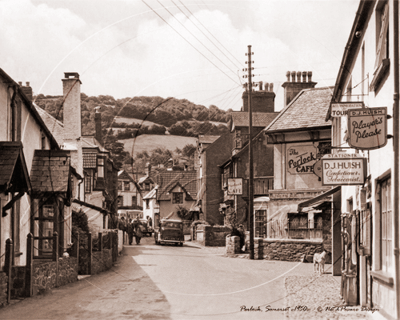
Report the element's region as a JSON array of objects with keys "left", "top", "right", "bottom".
[
  {"left": 347, "top": 107, "right": 387, "bottom": 150},
  {"left": 287, "top": 145, "right": 318, "bottom": 174},
  {"left": 321, "top": 154, "right": 366, "bottom": 186}
]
